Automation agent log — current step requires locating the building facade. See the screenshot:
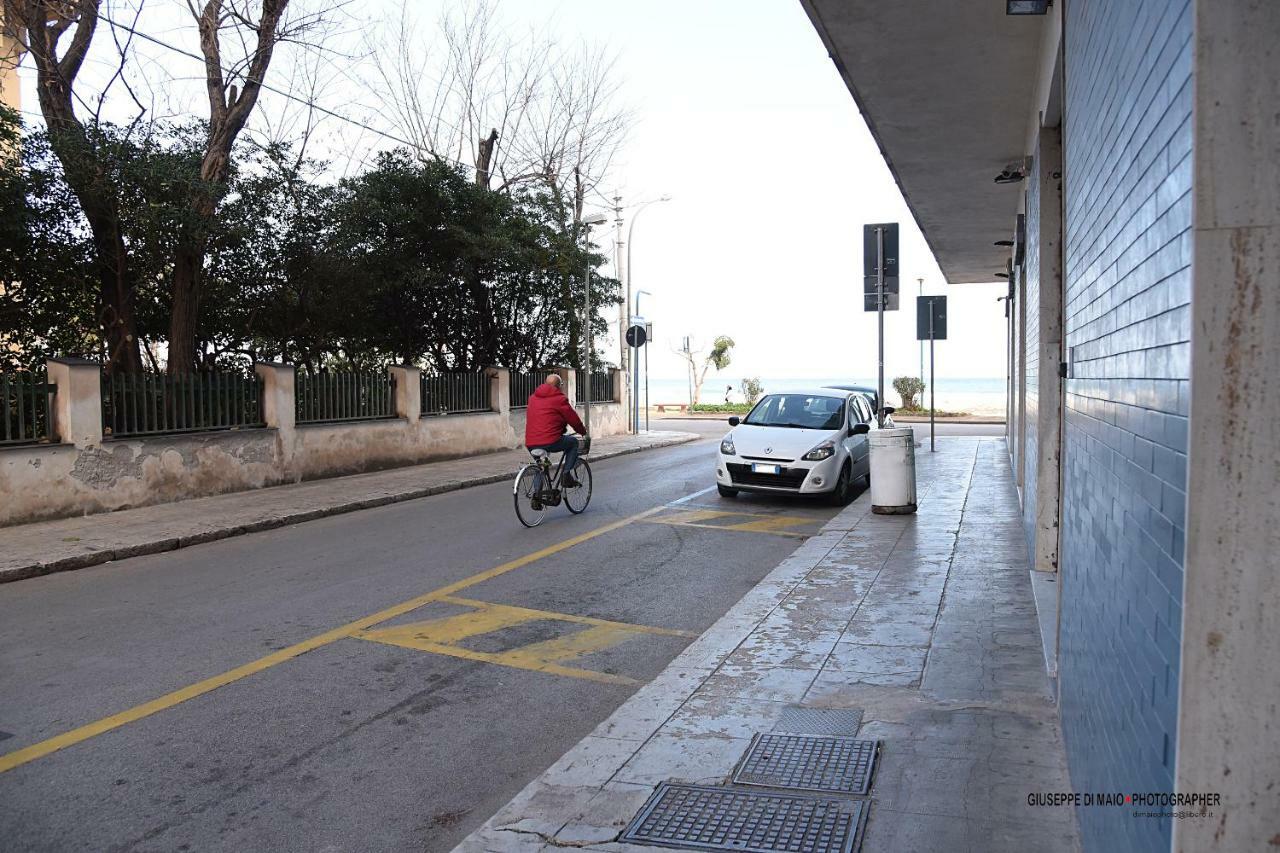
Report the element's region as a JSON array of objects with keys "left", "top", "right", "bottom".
[{"left": 801, "top": 2, "right": 1277, "bottom": 852}]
